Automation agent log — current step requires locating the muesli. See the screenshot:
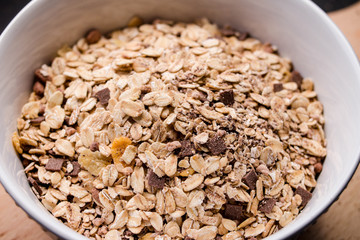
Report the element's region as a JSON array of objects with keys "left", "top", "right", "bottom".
[{"left": 13, "top": 17, "right": 326, "bottom": 240}]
